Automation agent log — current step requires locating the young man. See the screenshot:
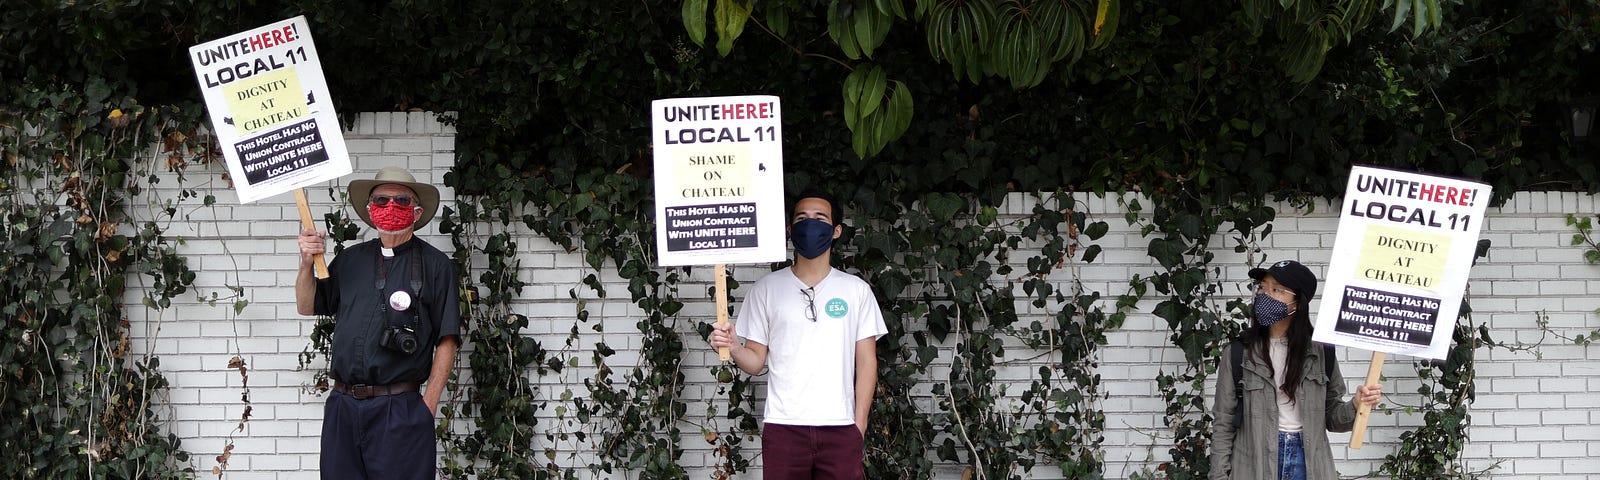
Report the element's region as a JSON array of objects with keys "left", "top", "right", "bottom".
[
  {"left": 709, "top": 191, "right": 888, "bottom": 480},
  {"left": 295, "top": 166, "right": 461, "bottom": 479}
]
